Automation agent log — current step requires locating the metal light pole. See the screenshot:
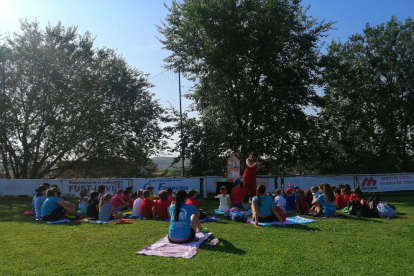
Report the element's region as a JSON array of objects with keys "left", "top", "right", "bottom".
[{"left": 178, "top": 64, "right": 185, "bottom": 176}]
